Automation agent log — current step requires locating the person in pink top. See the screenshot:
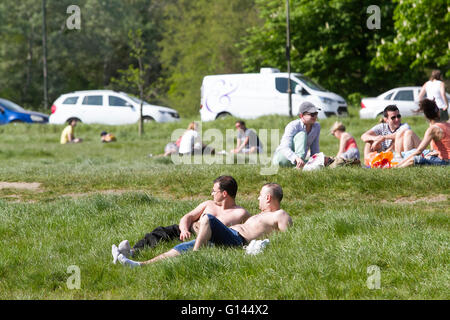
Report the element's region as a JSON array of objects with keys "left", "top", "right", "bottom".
[
  {"left": 330, "top": 122, "right": 360, "bottom": 161},
  {"left": 396, "top": 99, "right": 450, "bottom": 167}
]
